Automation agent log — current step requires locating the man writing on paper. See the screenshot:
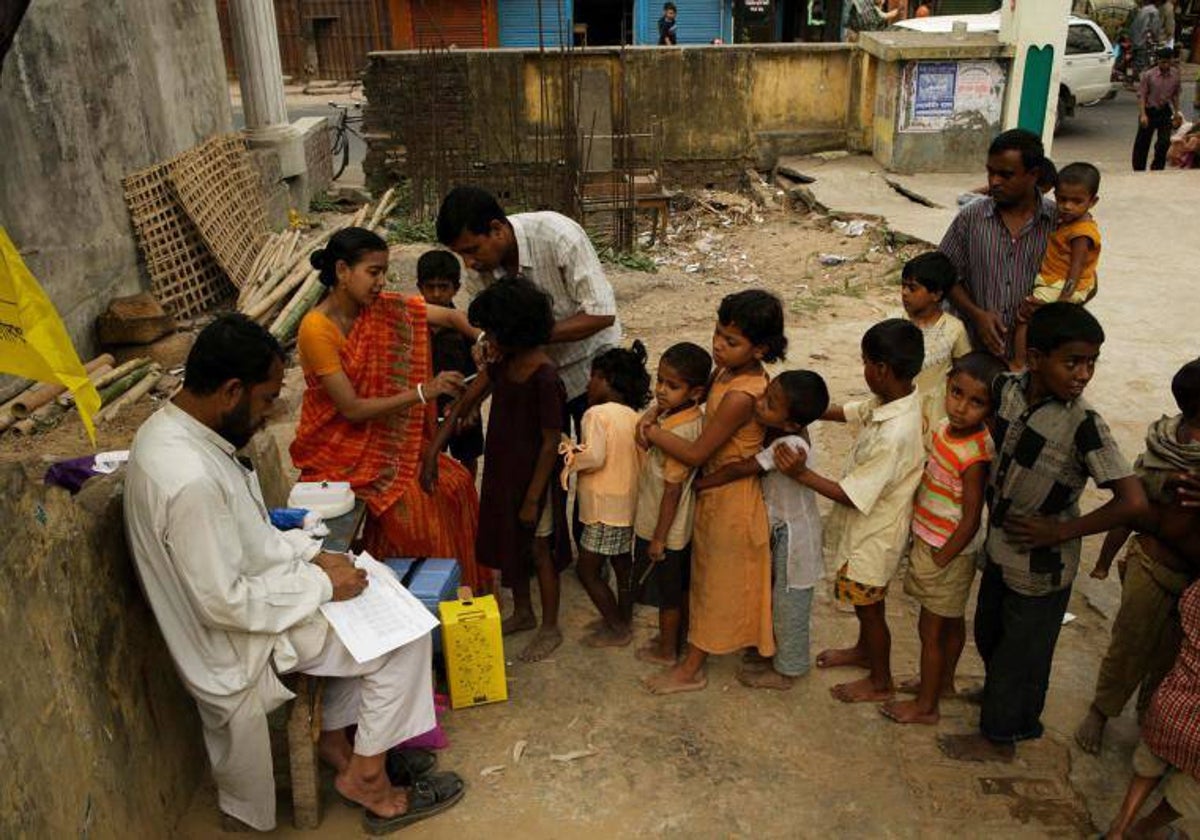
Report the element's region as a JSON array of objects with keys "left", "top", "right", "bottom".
[{"left": 124, "top": 314, "right": 463, "bottom": 833}]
